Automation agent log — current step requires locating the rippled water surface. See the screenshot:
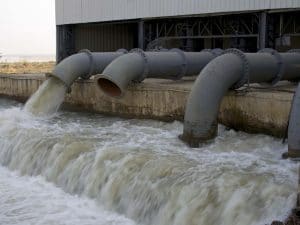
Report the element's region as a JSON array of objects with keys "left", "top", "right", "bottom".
[
  {"left": 0, "top": 166, "right": 135, "bottom": 225},
  {"left": 0, "top": 98, "right": 298, "bottom": 225}
]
